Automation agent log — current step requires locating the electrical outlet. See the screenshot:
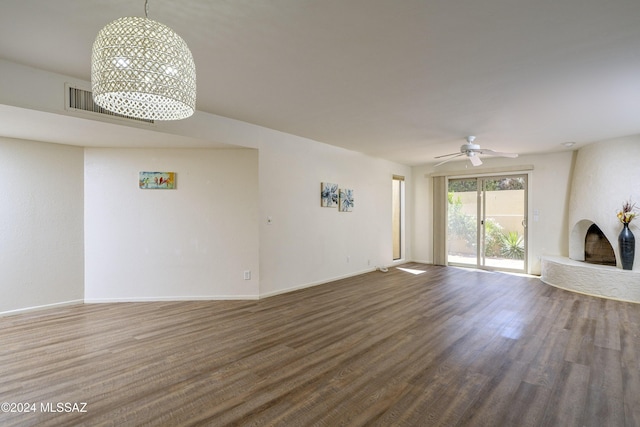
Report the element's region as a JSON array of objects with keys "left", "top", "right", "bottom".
[{"left": 243, "top": 270, "right": 251, "bottom": 280}]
